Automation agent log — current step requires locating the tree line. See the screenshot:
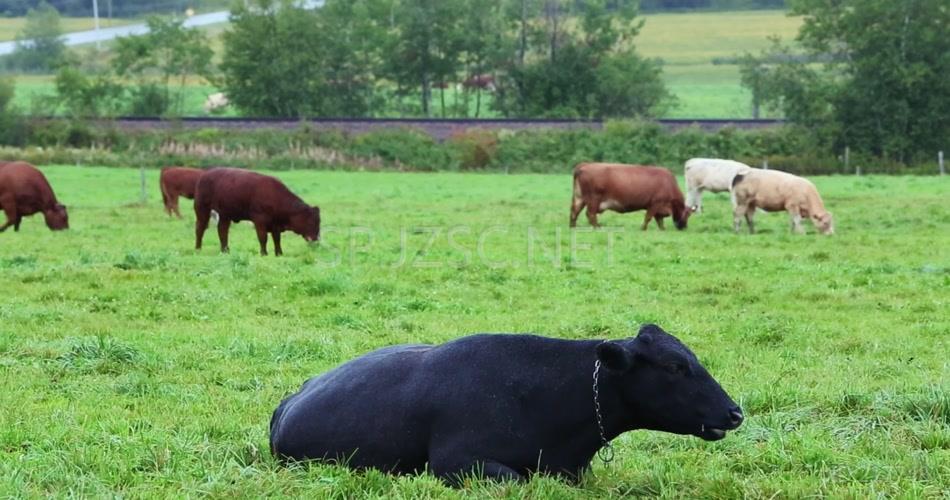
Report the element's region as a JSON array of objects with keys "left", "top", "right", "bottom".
[
  {"left": 220, "top": 0, "right": 672, "bottom": 120},
  {"left": 1, "top": 0, "right": 946, "bottom": 165},
  {"left": 739, "top": 0, "right": 949, "bottom": 164}
]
